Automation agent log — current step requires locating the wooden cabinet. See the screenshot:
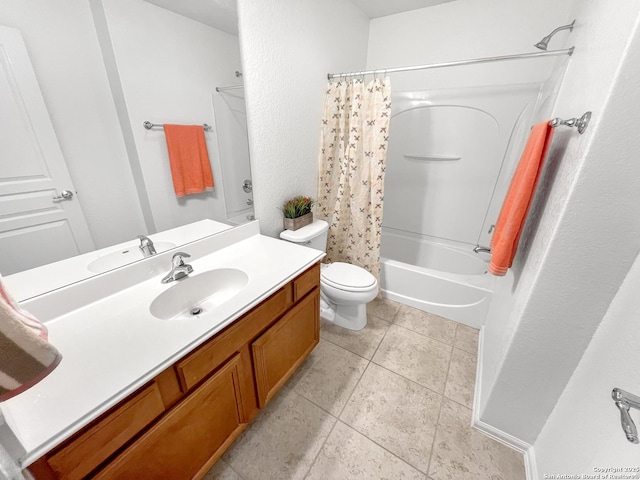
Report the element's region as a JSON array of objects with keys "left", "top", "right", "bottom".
[
  {"left": 29, "top": 263, "right": 320, "bottom": 480},
  {"left": 46, "top": 383, "right": 166, "bottom": 480},
  {"left": 253, "top": 290, "right": 319, "bottom": 407},
  {"left": 93, "top": 355, "right": 246, "bottom": 480}
]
